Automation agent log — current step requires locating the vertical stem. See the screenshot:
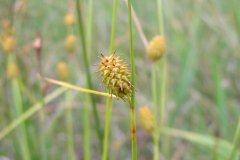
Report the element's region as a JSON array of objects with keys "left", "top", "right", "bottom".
[
  {"left": 127, "top": 0, "right": 137, "bottom": 159},
  {"left": 152, "top": 63, "right": 158, "bottom": 160},
  {"left": 157, "top": 0, "right": 166, "bottom": 135},
  {"left": 157, "top": 0, "right": 167, "bottom": 158},
  {"left": 102, "top": 98, "right": 113, "bottom": 160},
  {"left": 11, "top": 79, "right": 31, "bottom": 160},
  {"left": 76, "top": 0, "right": 103, "bottom": 151},
  {"left": 8, "top": 54, "right": 31, "bottom": 160},
  {"left": 102, "top": 0, "right": 118, "bottom": 159},
  {"left": 228, "top": 116, "right": 240, "bottom": 160},
  {"left": 84, "top": 93, "right": 90, "bottom": 160},
  {"left": 65, "top": 89, "right": 75, "bottom": 160},
  {"left": 84, "top": 0, "right": 93, "bottom": 157}
]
